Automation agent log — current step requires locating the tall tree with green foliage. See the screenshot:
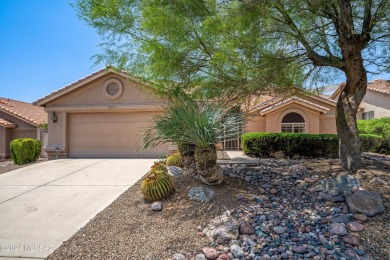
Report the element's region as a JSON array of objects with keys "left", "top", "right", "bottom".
[{"left": 75, "top": 0, "right": 389, "bottom": 171}]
